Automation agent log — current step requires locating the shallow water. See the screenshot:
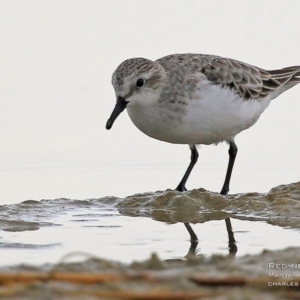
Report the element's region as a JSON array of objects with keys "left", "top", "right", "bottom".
[{"left": 1, "top": 181, "right": 300, "bottom": 267}]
